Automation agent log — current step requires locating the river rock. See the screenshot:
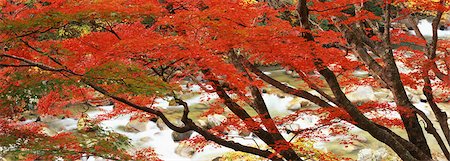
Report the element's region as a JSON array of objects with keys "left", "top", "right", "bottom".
[
  {"left": 175, "top": 142, "right": 196, "bottom": 157},
  {"left": 287, "top": 100, "right": 302, "bottom": 111},
  {"left": 125, "top": 119, "right": 149, "bottom": 132},
  {"left": 346, "top": 86, "right": 376, "bottom": 104},
  {"left": 374, "top": 89, "right": 394, "bottom": 102},
  {"left": 206, "top": 114, "right": 226, "bottom": 129},
  {"left": 156, "top": 118, "right": 169, "bottom": 130},
  {"left": 172, "top": 130, "right": 193, "bottom": 142}
]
